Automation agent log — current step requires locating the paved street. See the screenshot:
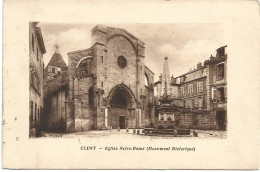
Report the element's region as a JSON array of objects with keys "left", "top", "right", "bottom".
[{"left": 43, "top": 129, "right": 226, "bottom": 139}]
